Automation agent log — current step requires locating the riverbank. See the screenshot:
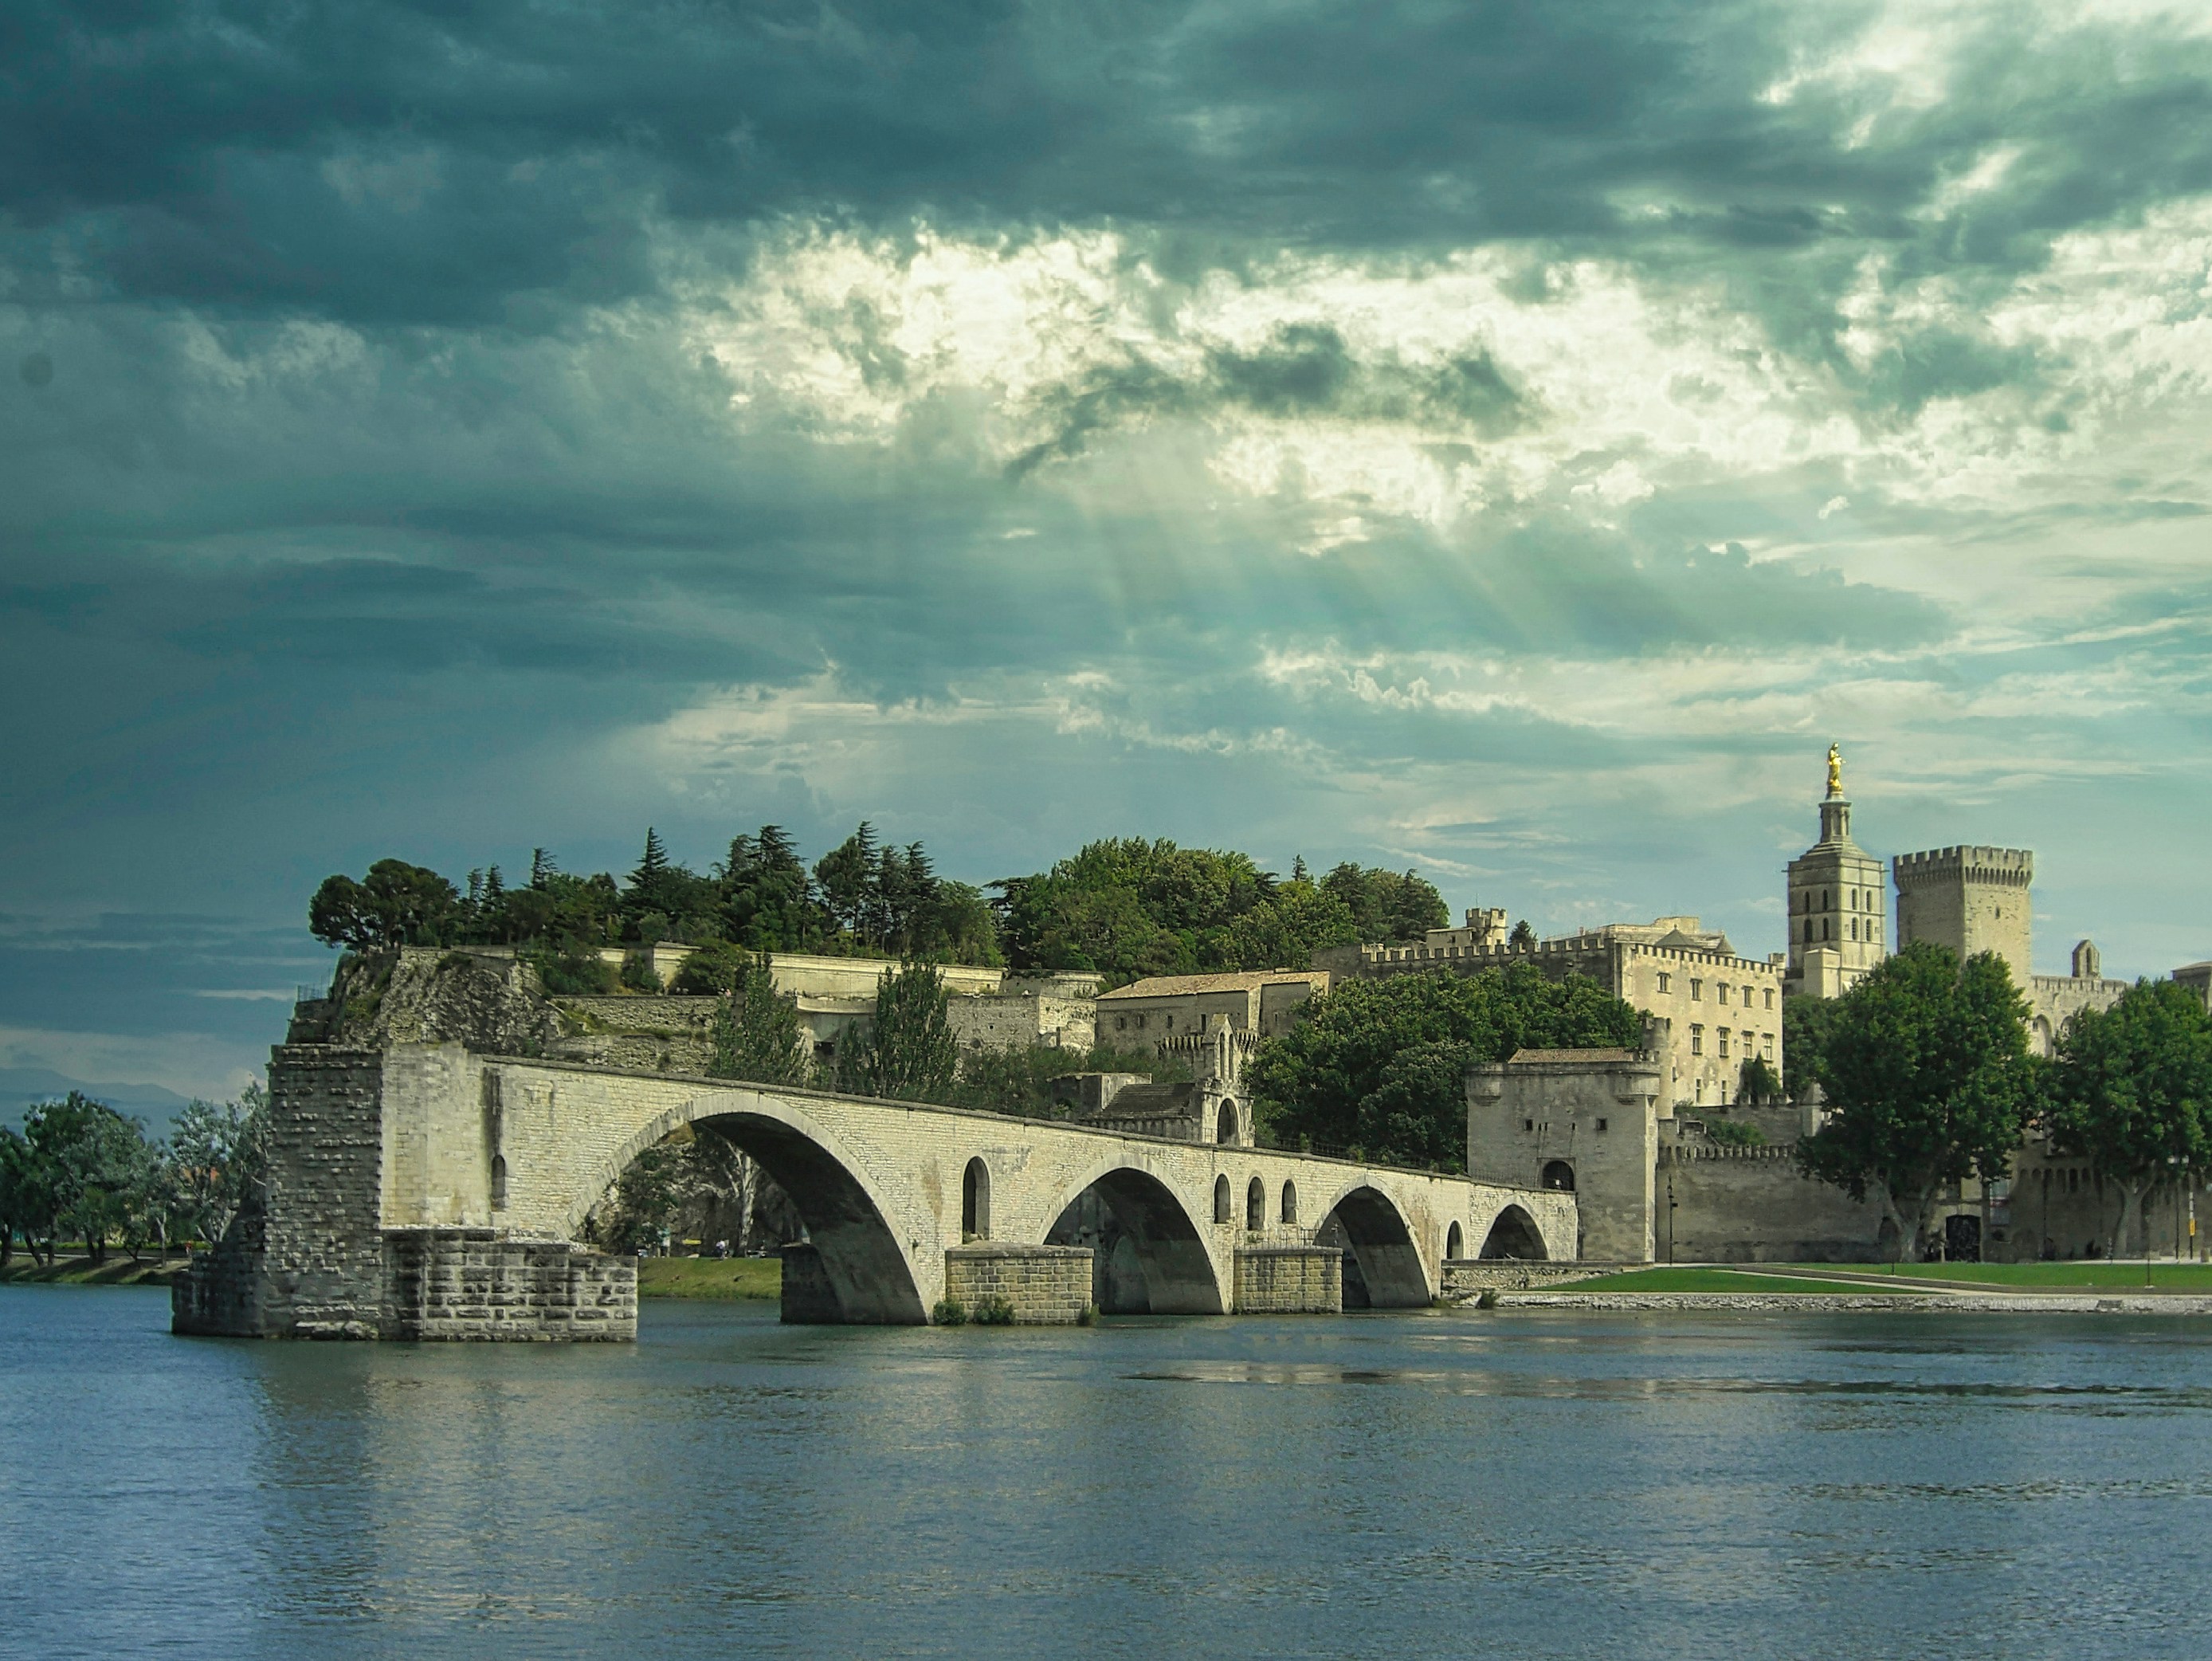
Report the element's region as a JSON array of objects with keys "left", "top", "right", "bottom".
[
  {"left": 636, "top": 1255, "right": 780, "bottom": 1300},
  {"left": 1, "top": 1255, "right": 182, "bottom": 1288},
  {"left": 1469, "top": 1261, "right": 2212, "bottom": 1313}
]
